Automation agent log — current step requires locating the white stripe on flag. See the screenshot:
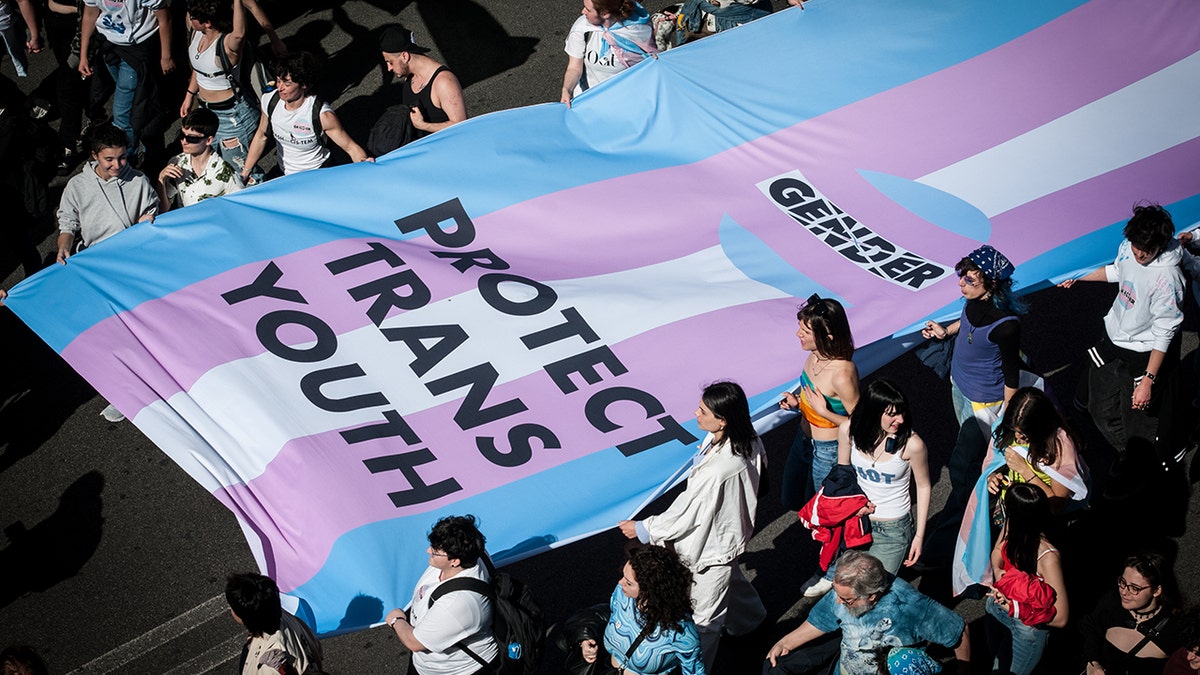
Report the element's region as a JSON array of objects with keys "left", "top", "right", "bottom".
[{"left": 919, "top": 51, "right": 1200, "bottom": 217}]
